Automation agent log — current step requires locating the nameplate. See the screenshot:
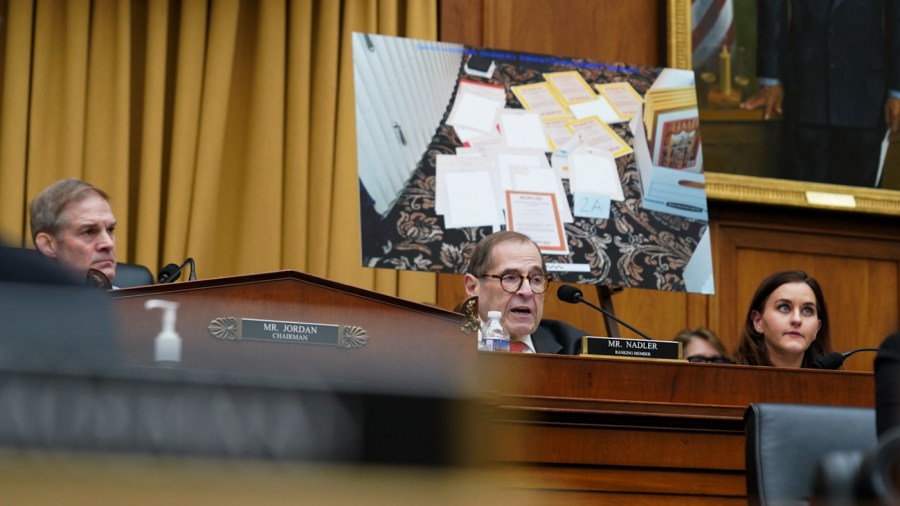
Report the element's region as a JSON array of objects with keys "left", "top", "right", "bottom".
[
  {"left": 805, "top": 191, "right": 856, "bottom": 208},
  {"left": 581, "top": 336, "right": 681, "bottom": 360},
  {"left": 208, "top": 317, "right": 368, "bottom": 349}
]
